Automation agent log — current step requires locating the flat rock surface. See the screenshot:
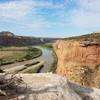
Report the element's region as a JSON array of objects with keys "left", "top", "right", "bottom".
[{"left": 0, "top": 73, "right": 100, "bottom": 100}]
